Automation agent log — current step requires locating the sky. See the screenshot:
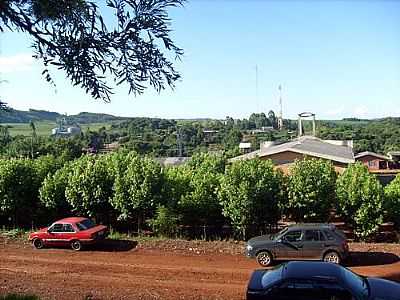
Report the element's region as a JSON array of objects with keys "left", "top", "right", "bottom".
[{"left": 0, "top": 0, "right": 399, "bottom": 120}]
